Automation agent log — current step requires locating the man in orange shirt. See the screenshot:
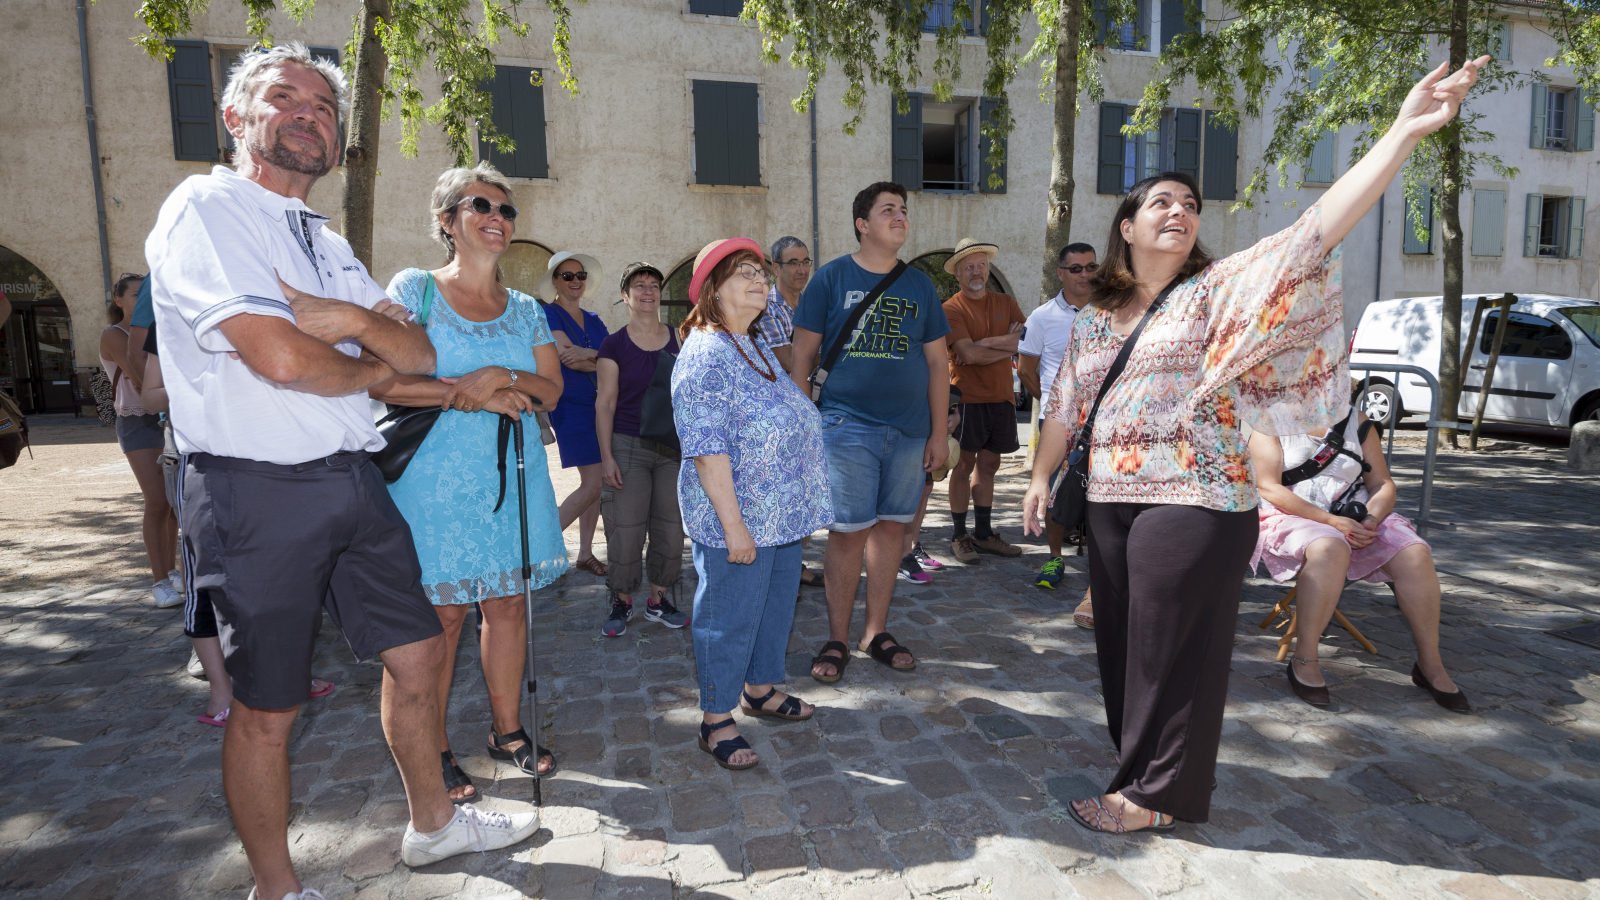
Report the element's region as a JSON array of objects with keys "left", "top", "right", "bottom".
[{"left": 942, "top": 239, "right": 1026, "bottom": 564}]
